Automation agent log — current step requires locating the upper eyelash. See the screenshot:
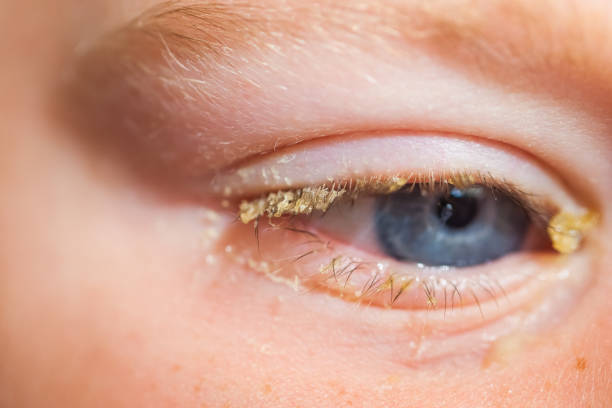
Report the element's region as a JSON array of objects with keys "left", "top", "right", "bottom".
[
  {"left": 234, "top": 169, "right": 598, "bottom": 255},
  {"left": 237, "top": 174, "right": 411, "bottom": 224},
  {"left": 237, "top": 170, "right": 551, "bottom": 224}
]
